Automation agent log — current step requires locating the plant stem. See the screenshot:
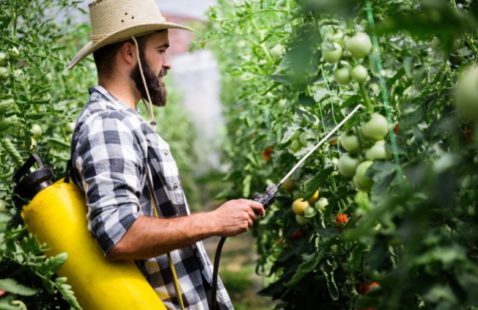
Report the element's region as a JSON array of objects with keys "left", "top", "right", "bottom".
[
  {"left": 365, "top": 0, "right": 403, "bottom": 178},
  {"left": 359, "top": 82, "right": 373, "bottom": 113}
]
